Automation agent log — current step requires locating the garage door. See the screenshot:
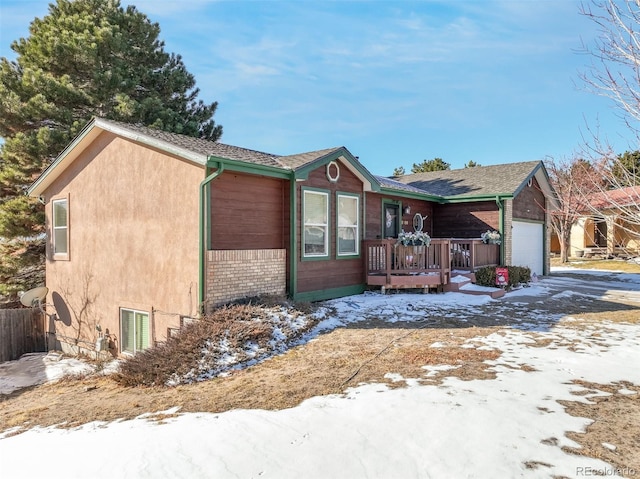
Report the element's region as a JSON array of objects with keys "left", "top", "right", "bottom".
[{"left": 512, "top": 221, "right": 544, "bottom": 276}]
